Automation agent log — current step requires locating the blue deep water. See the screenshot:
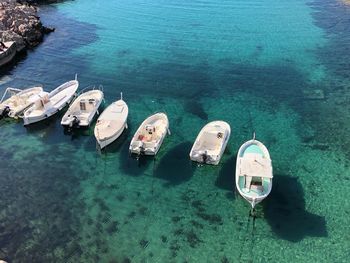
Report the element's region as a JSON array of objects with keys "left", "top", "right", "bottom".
[{"left": 0, "top": 0, "right": 350, "bottom": 262}]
